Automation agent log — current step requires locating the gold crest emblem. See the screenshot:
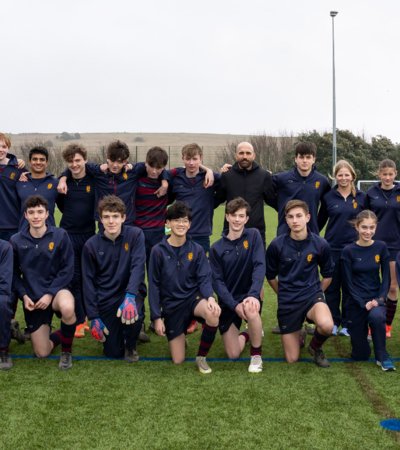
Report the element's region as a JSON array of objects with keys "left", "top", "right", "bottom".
[
  {"left": 86, "top": 185, "right": 91, "bottom": 193},
  {"left": 315, "top": 181, "right": 320, "bottom": 189},
  {"left": 124, "top": 242, "right": 129, "bottom": 252},
  {"left": 243, "top": 240, "right": 249, "bottom": 250},
  {"left": 48, "top": 242, "right": 55, "bottom": 251},
  {"left": 10, "top": 172, "right": 16, "bottom": 180},
  {"left": 307, "top": 254, "right": 313, "bottom": 262},
  {"left": 47, "top": 183, "right": 53, "bottom": 190},
  {"left": 187, "top": 252, "right": 193, "bottom": 261},
  {"left": 375, "top": 255, "right": 380, "bottom": 263},
  {"left": 123, "top": 173, "right": 128, "bottom": 180},
  {"left": 397, "top": 195, "right": 400, "bottom": 202},
  {"left": 353, "top": 201, "right": 358, "bottom": 209}
]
